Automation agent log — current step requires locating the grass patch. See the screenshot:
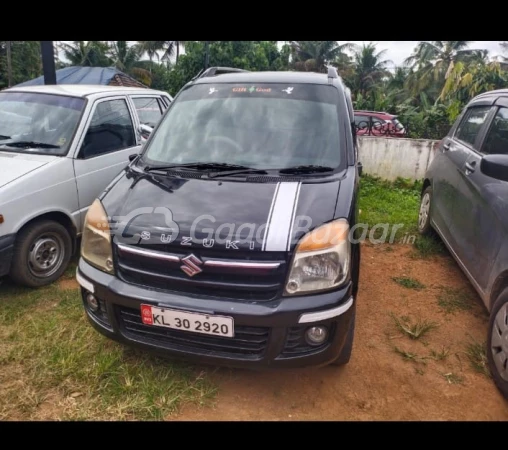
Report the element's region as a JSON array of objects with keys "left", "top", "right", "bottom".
[
  {"left": 430, "top": 347, "right": 450, "bottom": 361},
  {"left": 465, "top": 340, "right": 491, "bottom": 378},
  {"left": 0, "top": 283, "right": 216, "bottom": 420},
  {"left": 359, "top": 175, "right": 421, "bottom": 241},
  {"left": 412, "top": 235, "right": 447, "bottom": 259},
  {"left": 441, "top": 372, "right": 464, "bottom": 385},
  {"left": 393, "top": 346, "right": 426, "bottom": 364},
  {"left": 390, "top": 313, "right": 438, "bottom": 340},
  {"left": 392, "top": 277, "right": 426, "bottom": 290},
  {"left": 437, "top": 287, "right": 476, "bottom": 314}
]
